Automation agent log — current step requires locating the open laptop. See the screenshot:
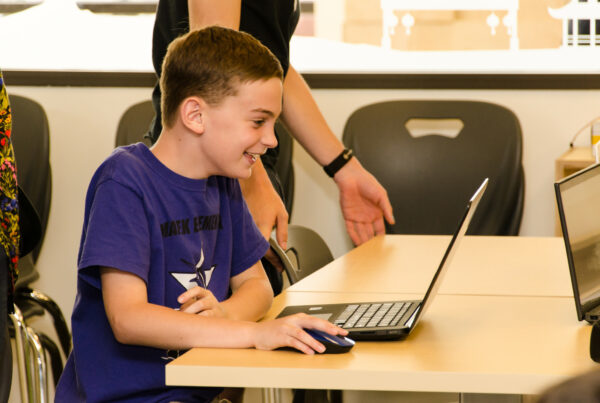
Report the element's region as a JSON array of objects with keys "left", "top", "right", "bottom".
[
  {"left": 277, "top": 178, "right": 488, "bottom": 340},
  {"left": 555, "top": 163, "right": 600, "bottom": 323}
]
